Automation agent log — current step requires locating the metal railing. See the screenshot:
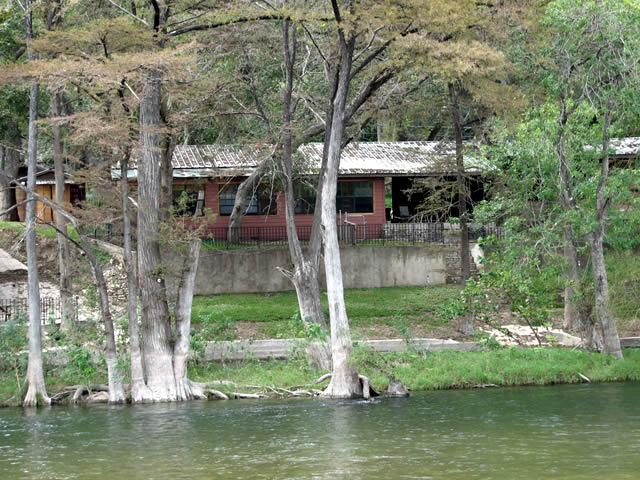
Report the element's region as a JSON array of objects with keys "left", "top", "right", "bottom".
[
  {"left": 79, "top": 221, "right": 504, "bottom": 250},
  {"left": 201, "top": 223, "right": 450, "bottom": 249},
  {"left": 0, "top": 297, "right": 78, "bottom": 324}
]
